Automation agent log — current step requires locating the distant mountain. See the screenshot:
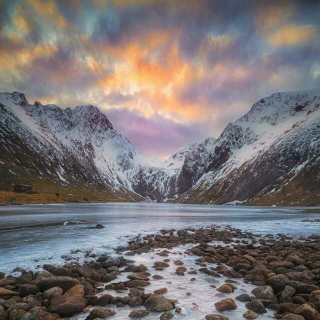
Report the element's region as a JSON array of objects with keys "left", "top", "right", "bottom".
[
  {"left": 1, "top": 89, "right": 319, "bottom": 206},
  {"left": 176, "top": 88, "right": 320, "bottom": 206},
  {"left": 0, "top": 91, "right": 214, "bottom": 202}
]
